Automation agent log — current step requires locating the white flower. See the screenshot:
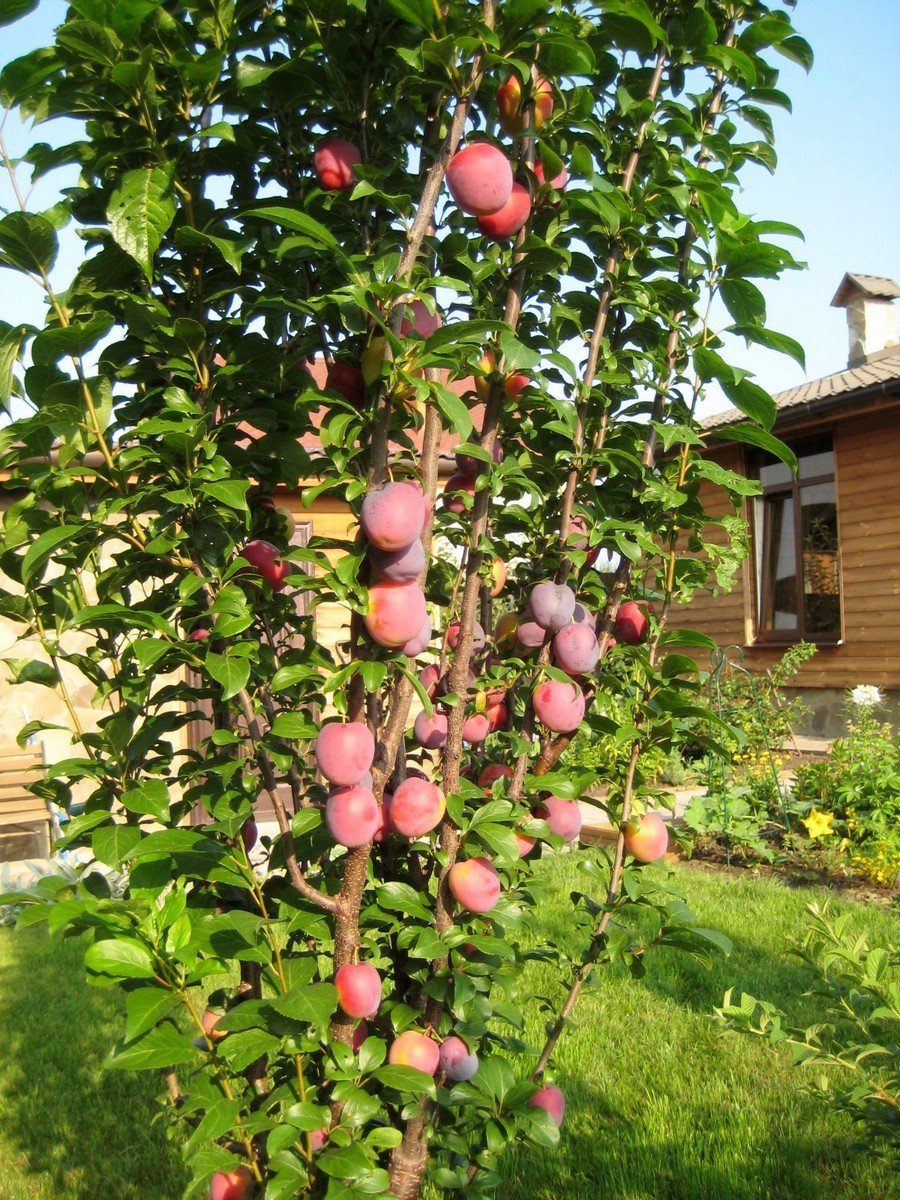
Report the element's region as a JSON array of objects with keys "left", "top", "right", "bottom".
[{"left": 849, "top": 684, "right": 882, "bottom": 708}]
